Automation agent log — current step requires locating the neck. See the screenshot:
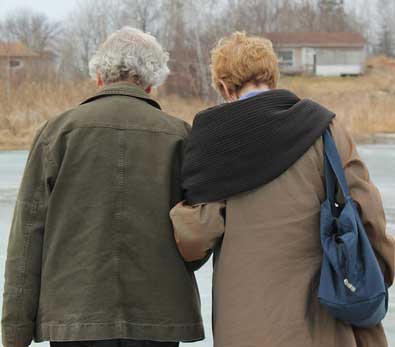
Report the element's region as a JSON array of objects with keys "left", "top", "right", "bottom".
[
  {"left": 102, "top": 81, "right": 151, "bottom": 94},
  {"left": 238, "top": 83, "right": 270, "bottom": 99}
]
